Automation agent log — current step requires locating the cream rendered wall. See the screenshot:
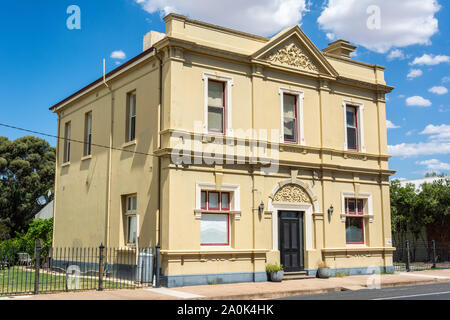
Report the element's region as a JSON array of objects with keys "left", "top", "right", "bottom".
[{"left": 53, "top": 58, "right": 161, "bottom": 249}]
